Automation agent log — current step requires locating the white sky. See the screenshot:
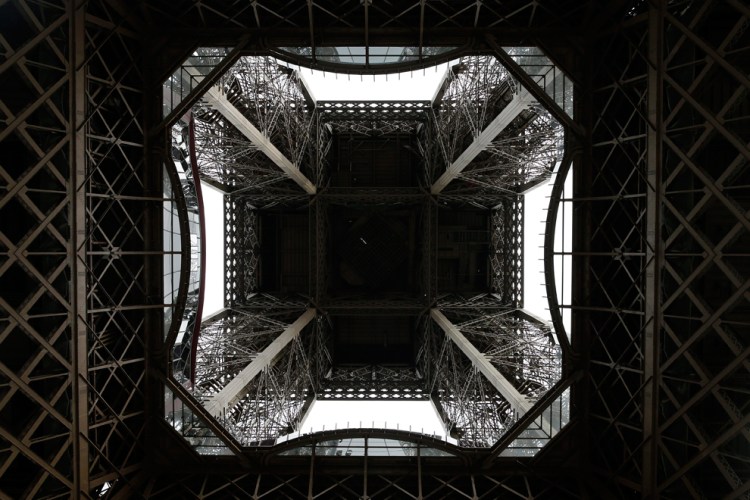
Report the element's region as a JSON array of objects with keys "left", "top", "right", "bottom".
[
  {"left": 201, "top": 183, "right": 224, "bottom": 316},
  {"left": 296, "top": 400, "right": 449, "bottom": 439},
  {"left": 294, "top": 63, "right": 450, "bottom": 101},
  {"left": 199, "top": 65, "right": 572, "bottom": 435}
]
